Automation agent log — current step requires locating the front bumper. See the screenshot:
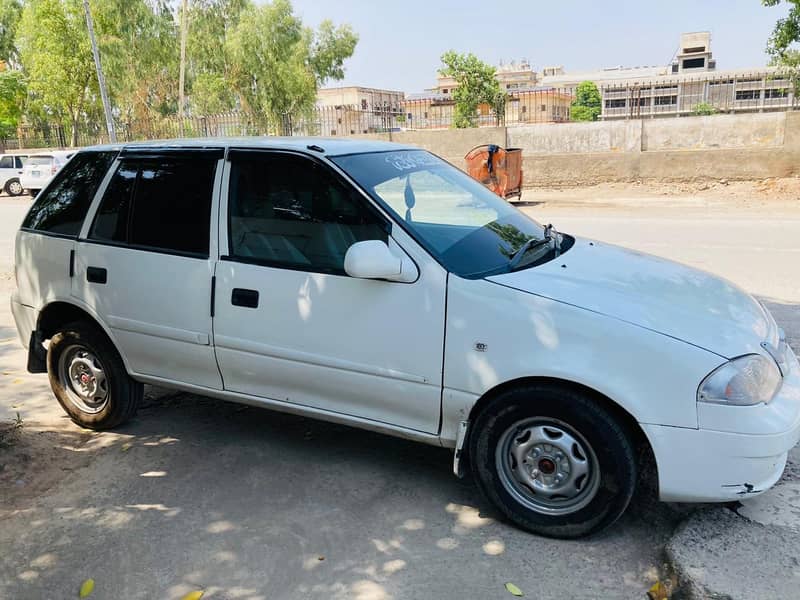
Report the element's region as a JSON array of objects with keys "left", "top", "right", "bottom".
[{"left": 644, "top": 349, "right": 800, "bottom": 503}]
